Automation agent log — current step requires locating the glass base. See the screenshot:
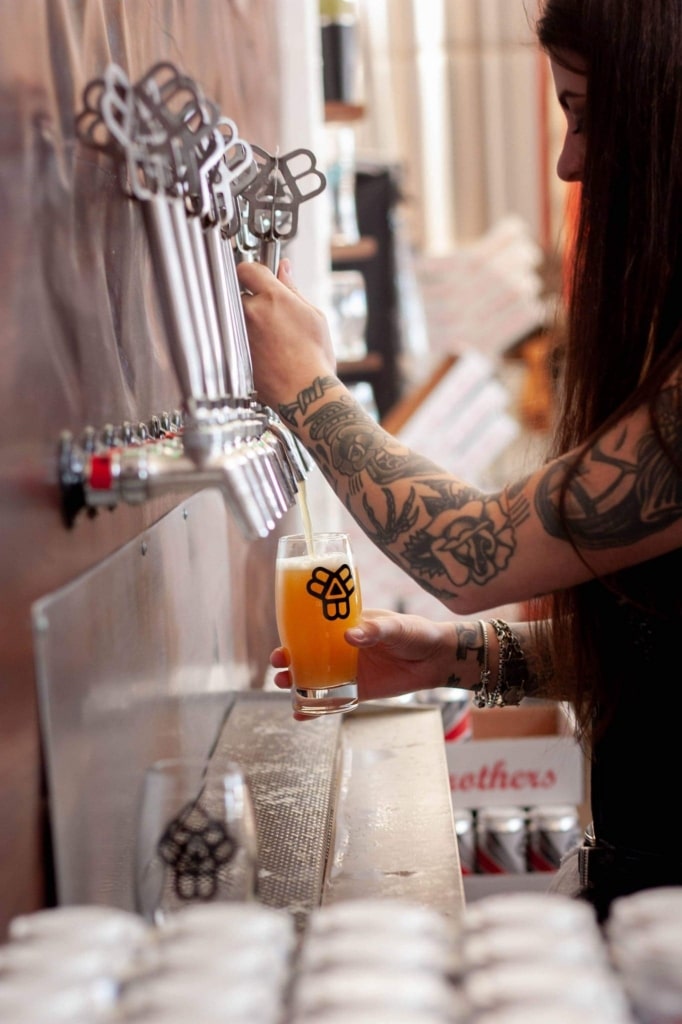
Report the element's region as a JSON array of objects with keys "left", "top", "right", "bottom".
[{"left": 292, "top": 681, "right": 358, "bottom": 717}]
